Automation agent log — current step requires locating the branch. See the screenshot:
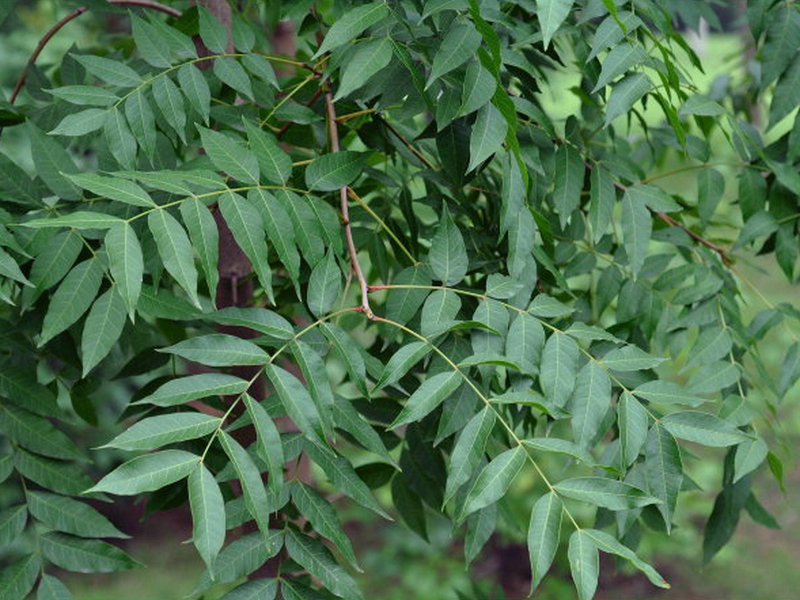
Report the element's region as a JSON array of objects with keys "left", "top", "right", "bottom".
[
  {"left": 599, "top": 162, "right": 733, "bottom": 266},
  {"left": 372, "top": 112, "right": 437, "bottom": 170},
  {"left": 6, "top": 0, "right": 181, "bottom": 107},
  {"left": 323, "top": 88, "right": 373, "bottom": 318}
]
